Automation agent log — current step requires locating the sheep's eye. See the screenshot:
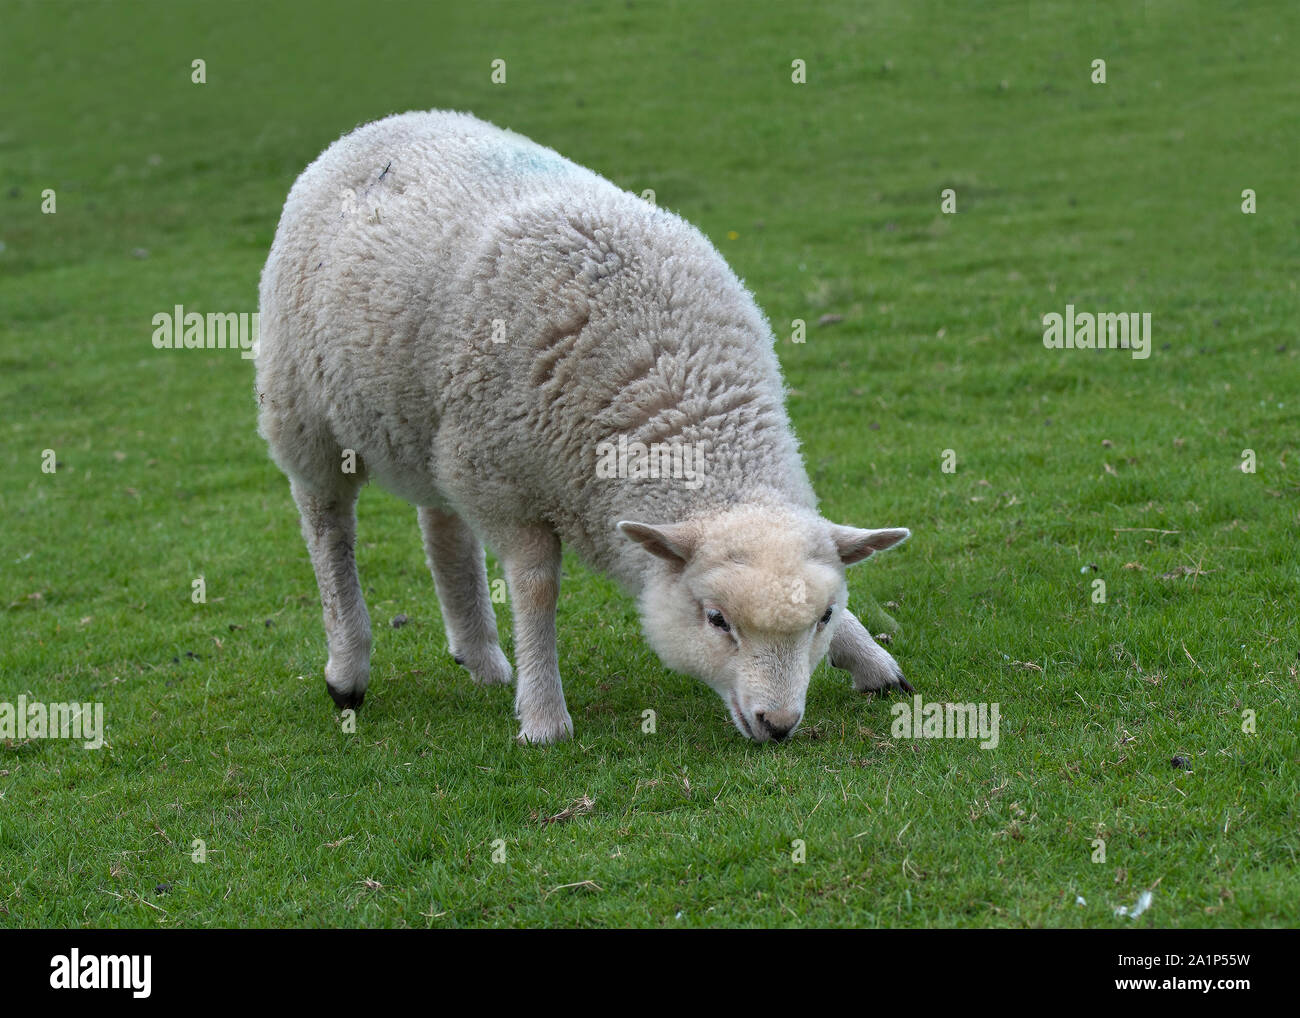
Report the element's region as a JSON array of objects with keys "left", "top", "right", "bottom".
[
  {"left": 819, "top": 606, "right": 834, "bottom": 626},
  {"left": 707, "top": 609, "right": 730, "bottom": 633}
]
